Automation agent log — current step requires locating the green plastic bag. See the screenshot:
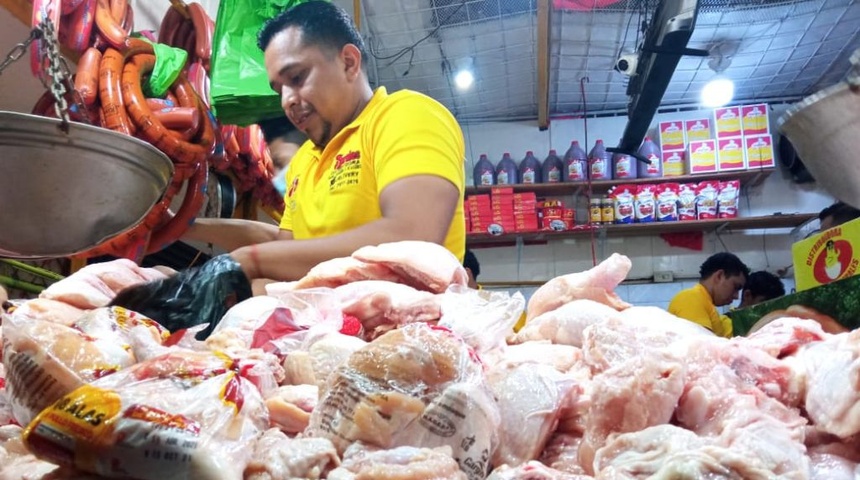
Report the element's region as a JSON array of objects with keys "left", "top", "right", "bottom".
[{"left": 210, "top": 0, "right": 321, "bottom": 126}]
